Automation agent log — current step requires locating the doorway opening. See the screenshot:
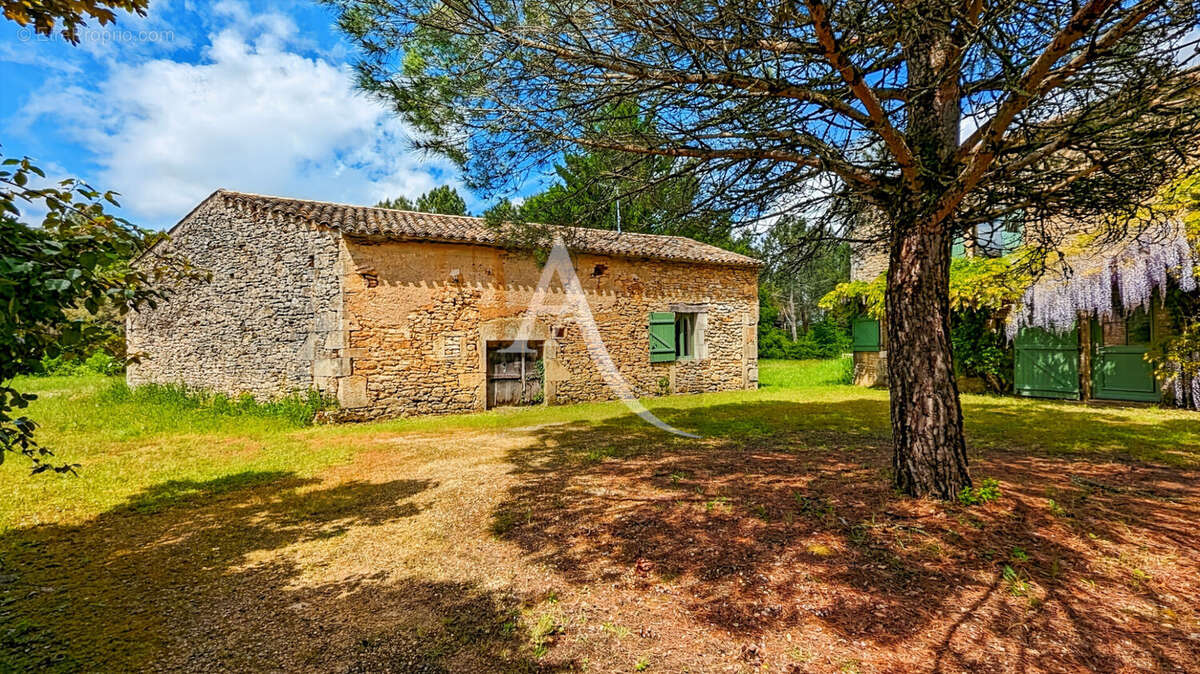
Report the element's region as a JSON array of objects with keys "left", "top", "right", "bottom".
[{"left": 486, "top": 341, "right": 545, "bottom": 408}]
